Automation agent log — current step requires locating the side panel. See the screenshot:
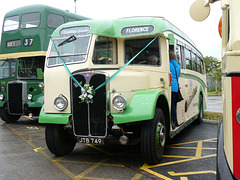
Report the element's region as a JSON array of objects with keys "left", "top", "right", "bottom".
[
  {"left": 112, "top": 90, "right": 168, "bottom": 124},
  {"left": 231, "top": 76, "right": 240, "bottom": 178}
]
